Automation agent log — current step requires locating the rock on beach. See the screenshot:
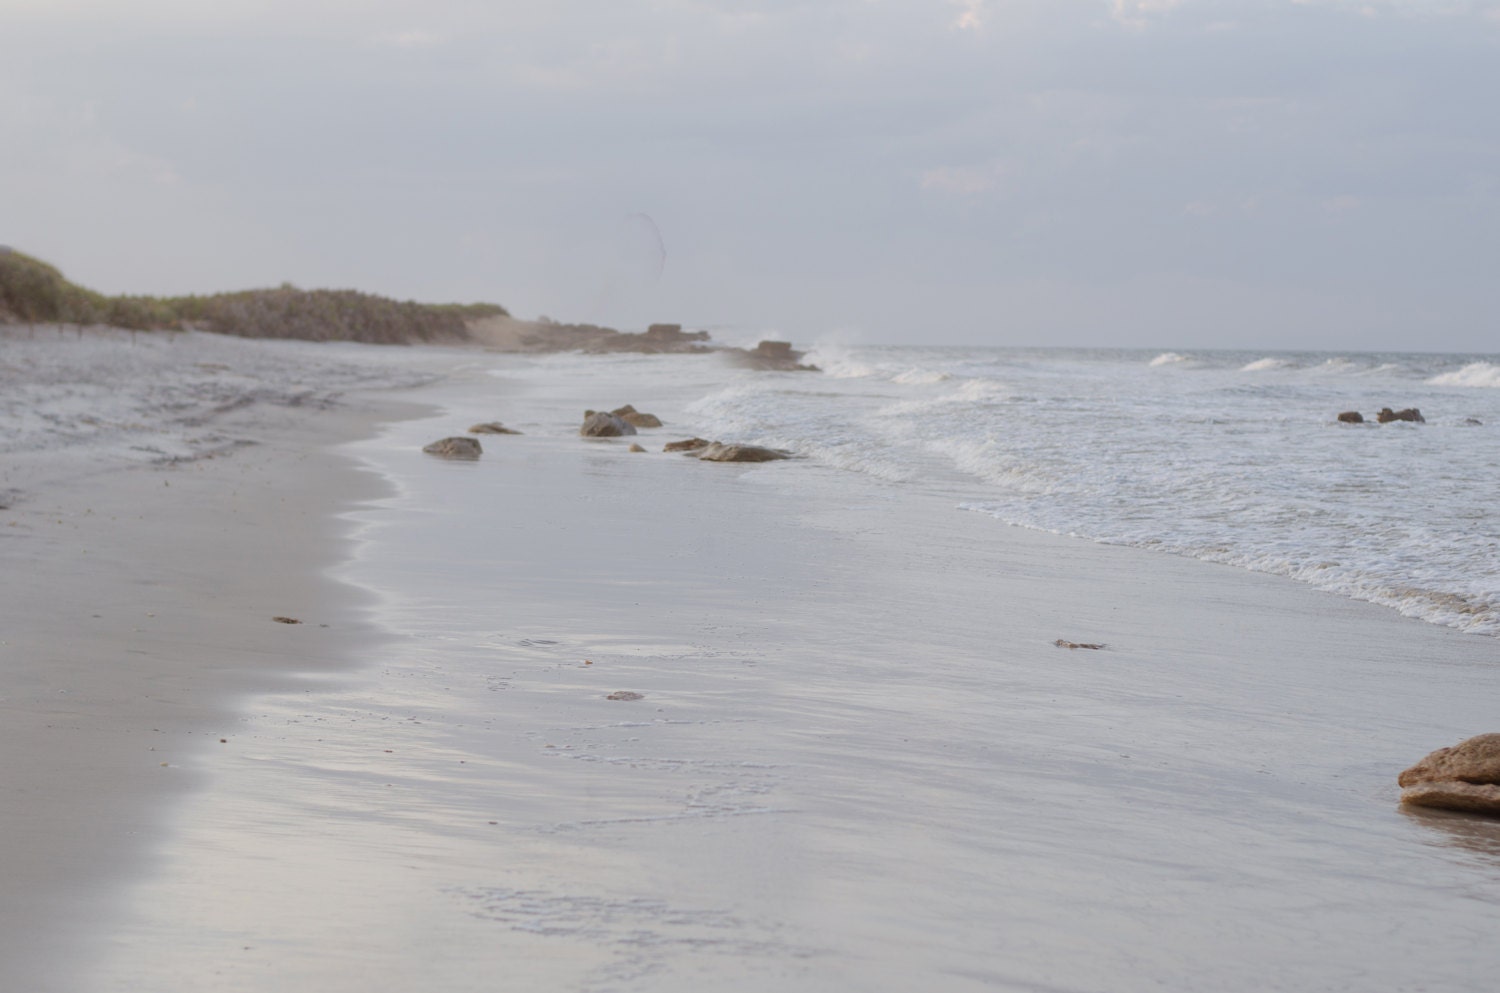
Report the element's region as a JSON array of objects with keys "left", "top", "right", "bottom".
[
  {"left": 422, "top": 437, "right": 483, "bottom": 459},
  {"left": 580, "top": 411, "right": 636, "bottom": 437},
  {"left": 695, "top": 442, "right": 792, "bottom": 463},
  {"left": 1399, "top": 733, "right": 1500, "bottom": 816}
]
